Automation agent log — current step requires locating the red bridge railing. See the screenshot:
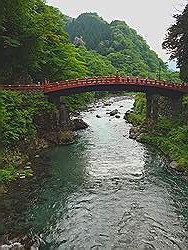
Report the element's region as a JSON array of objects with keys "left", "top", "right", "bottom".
[{"left": 1, "top": 76, "right": 188, "bottom": 94}]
